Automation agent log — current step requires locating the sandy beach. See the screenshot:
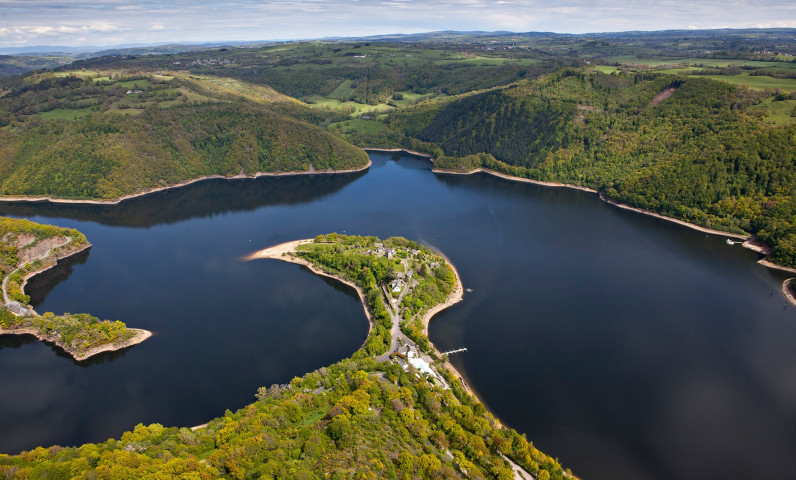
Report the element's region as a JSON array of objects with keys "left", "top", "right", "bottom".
[
  {"left": 244, "top": 239, "right": 374, "bottom": 338},
  {"left": 247, "top": 239, "right": 485, "bottom": 406},
  {"left": 0, "top": 159, "right": 371, "bottom": 206},
  {"left": 0, "top": 326, "right": 152, "bottom": 361}
]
